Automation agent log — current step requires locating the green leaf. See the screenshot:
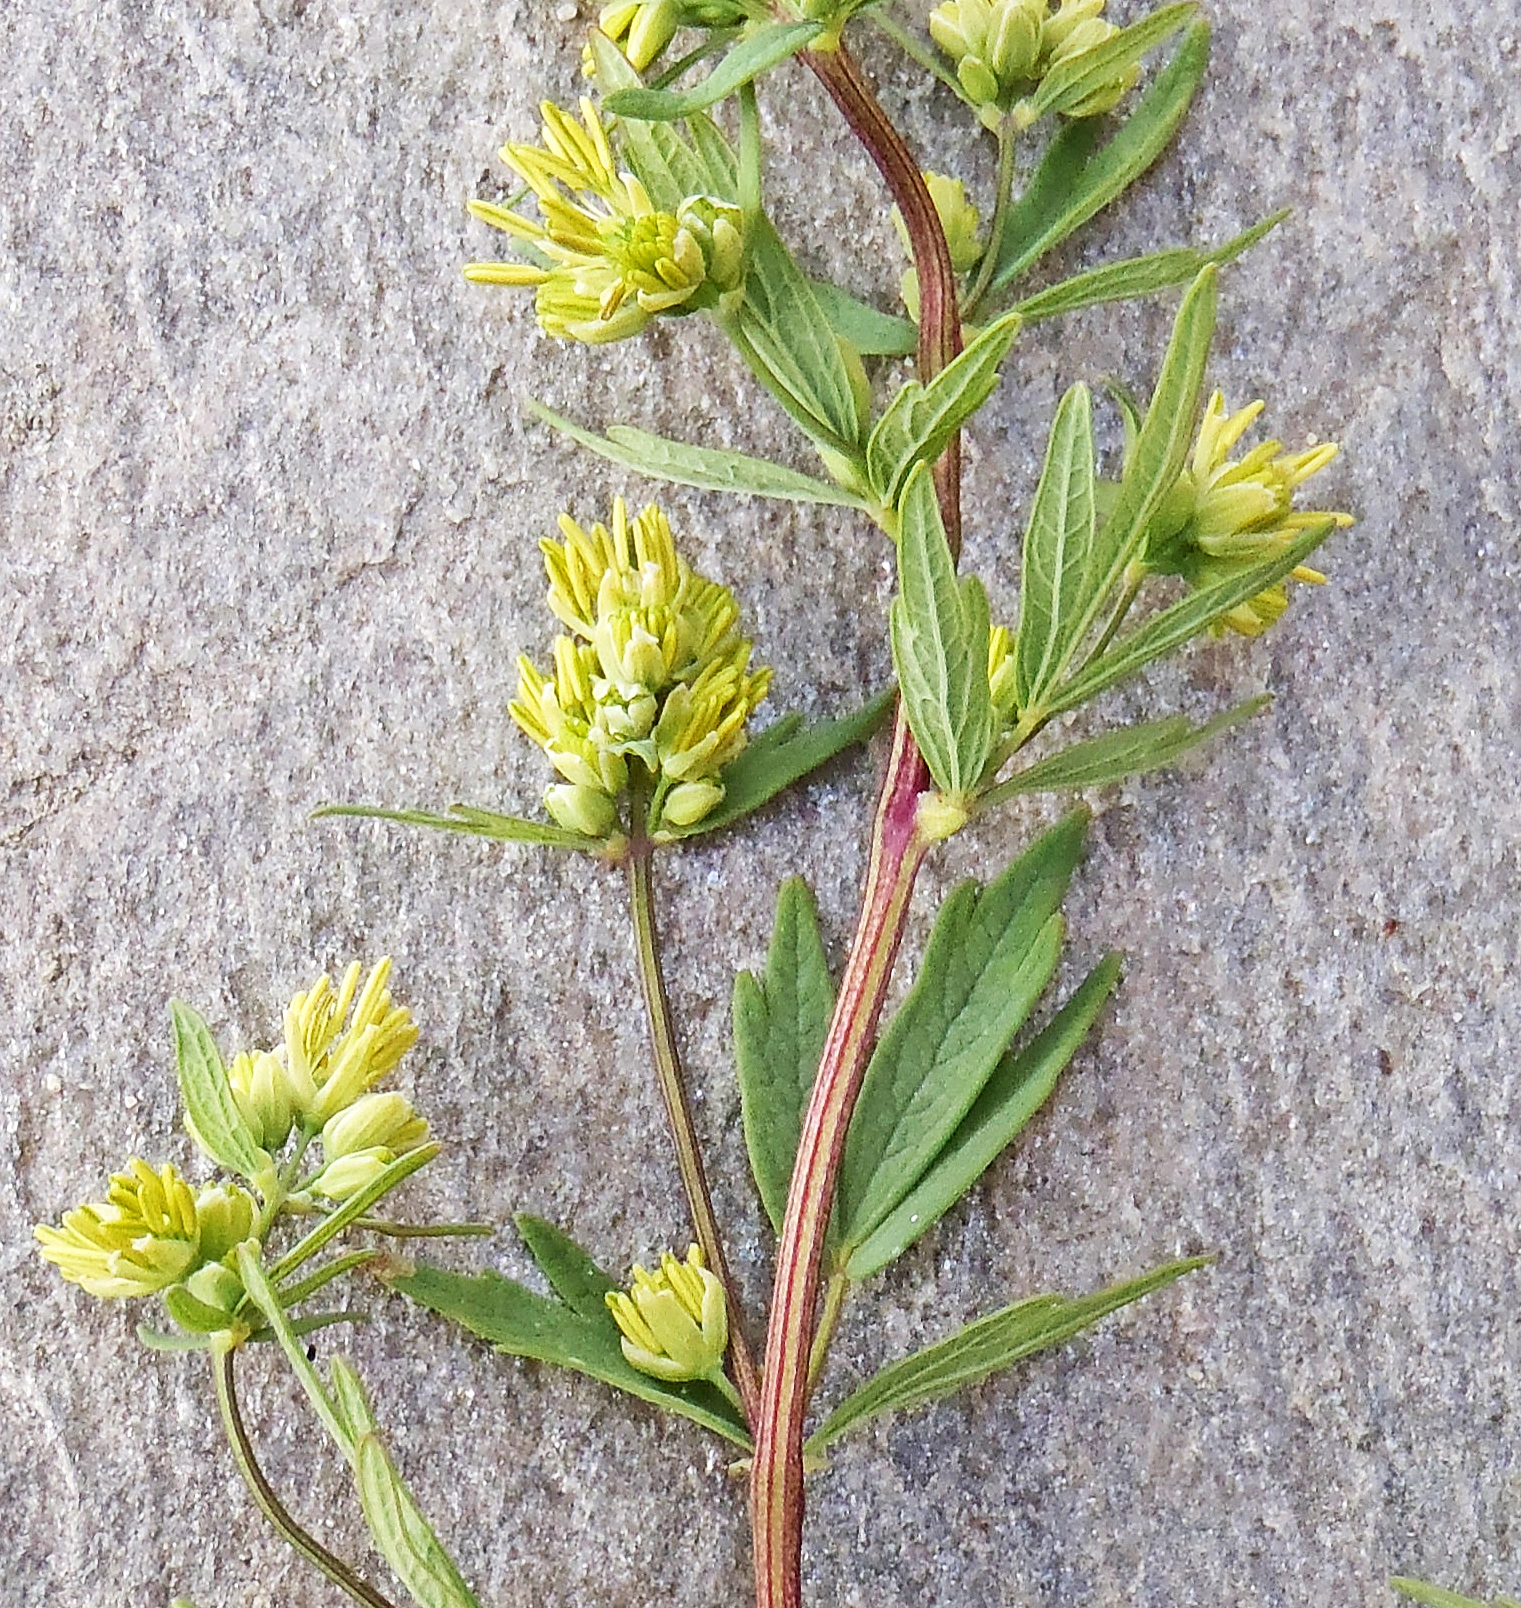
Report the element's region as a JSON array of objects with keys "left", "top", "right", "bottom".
[
  {"left": 727, "top": 215, "right": 864, "bottom": 455},
  {"left": 1013, "top": 382, "right": 1099, "bottom": 712},
  {"left": 330, "top": 1358, "right": 486, "bottom": 1608},
  {"left": 387, "top": 1246, "right": 752, "bottom": 1449},
  {"left": 170, "top": 1001, "right": 266, "bottom": 1180},
  {"left": 312, "top": 802, "right": 600, "bottom": 851},
  {"left": 992, "top": 21, "right": 1211, "bottom": 293},
  {"left": 1028, "top": 3, "right": 1195, "bottom": 120},
  {"left": 807, "top": 1256, "right": 1209, "bottom": 1450},
  {"left": 668, "top": 687, "right": 894, "bottom": 839},
  {"left": 603, "top": 22, "right": 822, "bottom": 120},
  {"left": 686, "top": 111, "right": 739, "bottom": 194},
  {"left": 836, "top": 810, "right": 1088, "bottom": 1252},
  {"left": 889, "top": 466, "right": 995, "bottom": 799},
  {"left": 588, "top": 34, "right": 717, "bottom": 208},
  {"left": 514, "top": 1213, "right": 618, "bottom": 1320},
  {"left": 986, "top": 697, "right": 1268, "bottom": 805},
  {"left": 812, "top": 280, "right": 917, "bottom": 358},
  {"left": 846, "top": 954, "right": 1121, "bottom": 1279},
  {"left": 733, "top": 878, "right": 836, "bottom": 1233},
  {"left": 1023, "top": 266, "right": 1218, "bottom": 719},
  {"left": 866, "top": 308, "right": 1024, "bottom": 506},
  {"left": 1012, "top": 212, "right": 1289, "bottom": 325},
  {"left": 1389, "top": 1583, "right": 1512, "bottom": 1608},
  {"left": 1049, "top": 521, "right": 1335, "bottom": 716},
  {"left": 525, "top": 400, "right": 866, "bottom": 509}
]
